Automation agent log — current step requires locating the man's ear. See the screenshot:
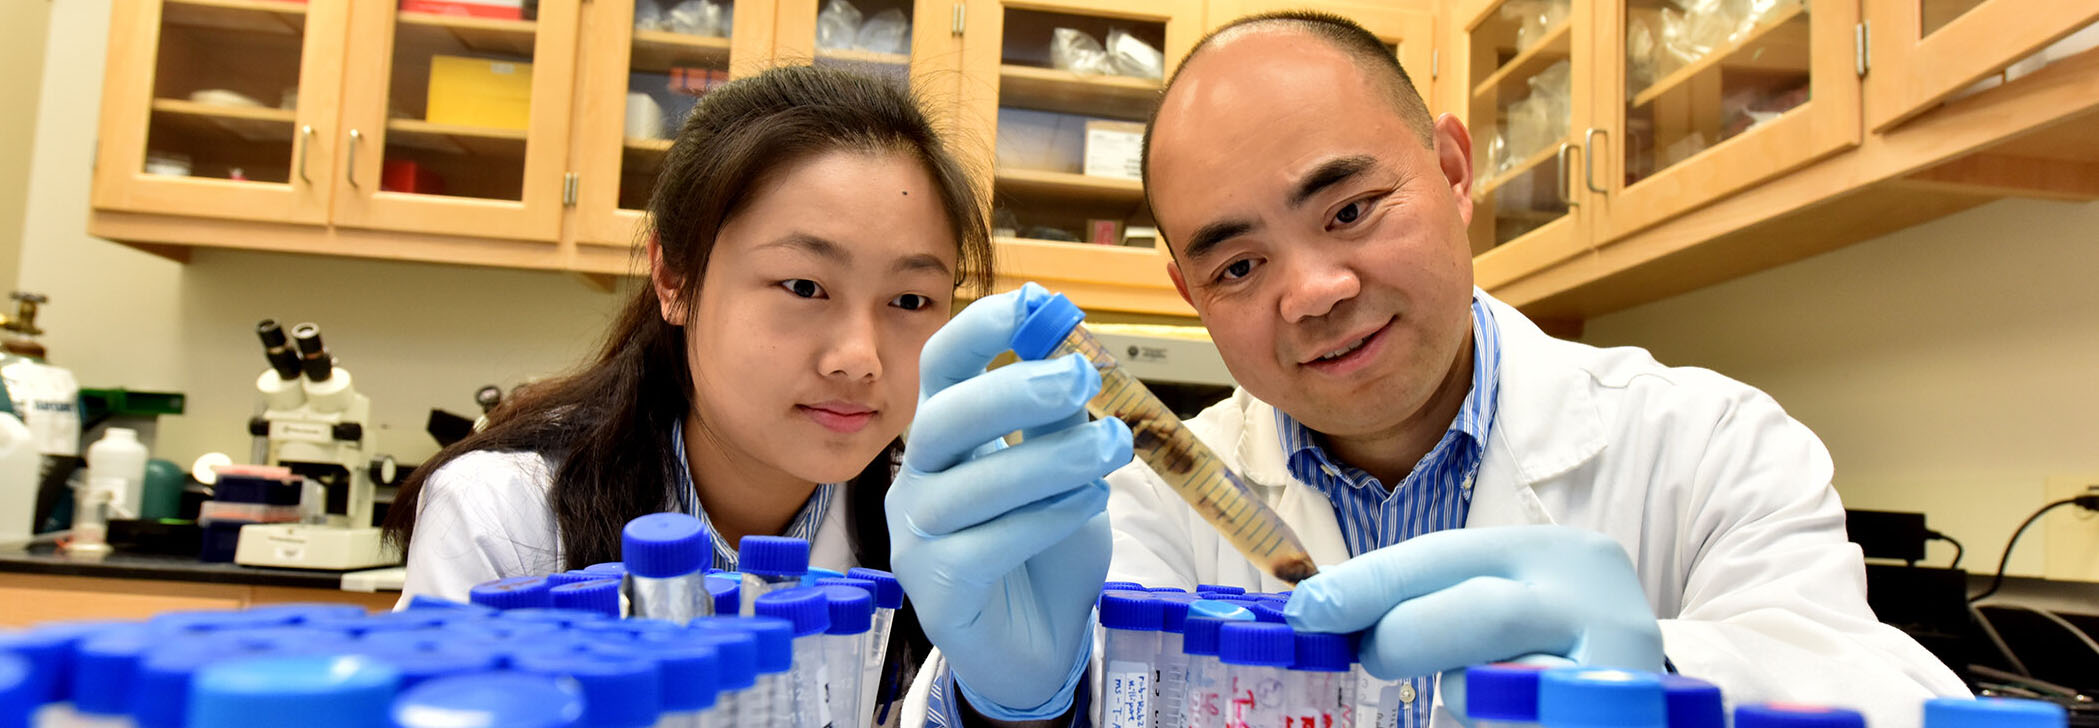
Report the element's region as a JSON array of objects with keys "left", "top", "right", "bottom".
[
  {"left": 1433, "top": 114, "right": 1476, "bottom": 227},
  {"left": 647, "top": 232, "right": 686, "bottom": 324},
  {"left": 1168, "top": 260, "right": 1196, "bottom": 312}
]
